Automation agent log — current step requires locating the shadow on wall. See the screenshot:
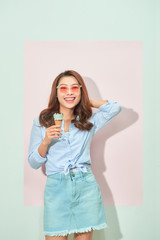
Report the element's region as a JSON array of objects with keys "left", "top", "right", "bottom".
[{"left": 40, "top": 76, "right": 139, "bottom": 240}]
